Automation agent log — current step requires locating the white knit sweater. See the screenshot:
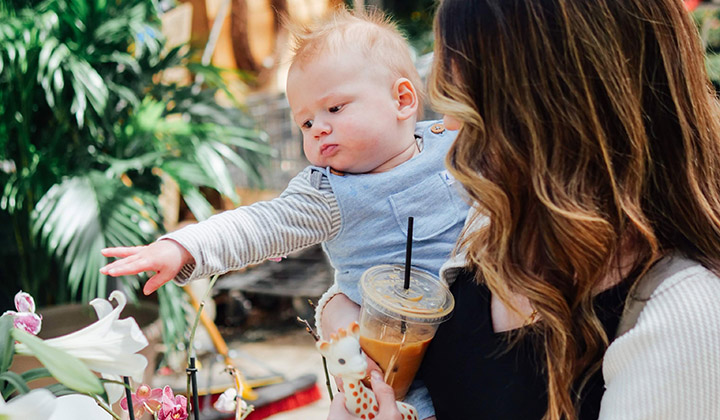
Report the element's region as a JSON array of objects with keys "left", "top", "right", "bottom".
[{"left": 599, "top": 260, "right": 720, "bottom": 419}]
